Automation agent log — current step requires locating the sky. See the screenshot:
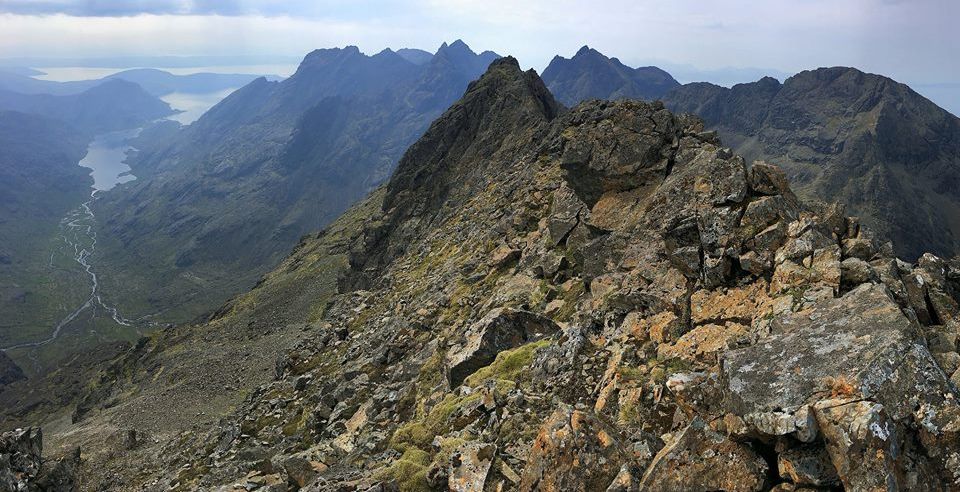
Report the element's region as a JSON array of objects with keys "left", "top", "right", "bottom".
[{"left": 0, "top": 0, "right": 958, "bottom": 88}]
